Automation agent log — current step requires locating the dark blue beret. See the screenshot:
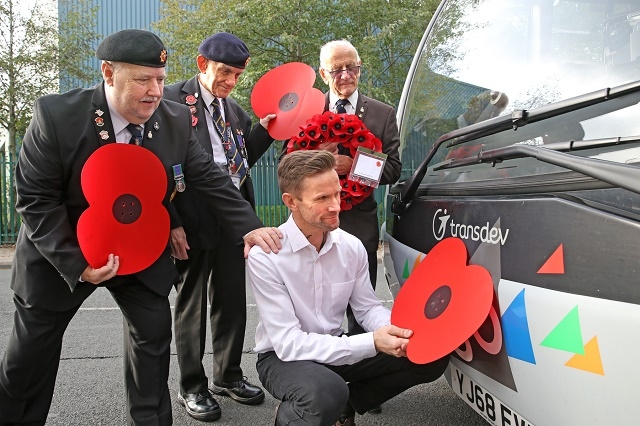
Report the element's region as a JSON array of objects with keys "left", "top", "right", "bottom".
[
  {"left": 96, "top": 29, "right": 167, "bottom": 68},
  {"left": 198, "top": 32, "right": 250, "bottom": 69}
]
